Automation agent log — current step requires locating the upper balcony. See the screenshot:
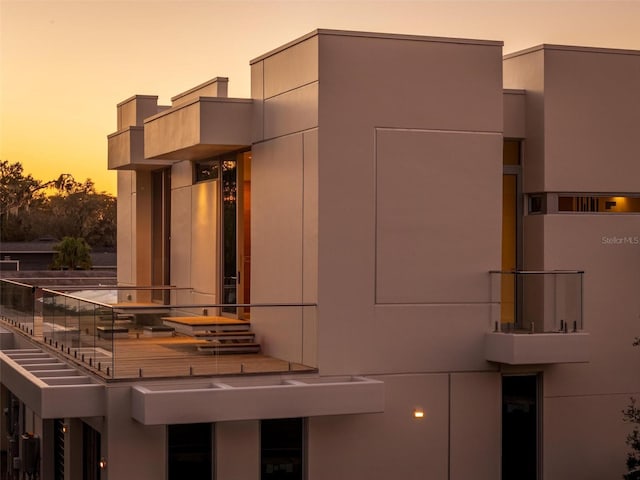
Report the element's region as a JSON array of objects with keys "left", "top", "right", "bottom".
[
  {"left": 0, "top": 279, "right": 384, "bottom": 423},
  {"left": 485, "top": 270, "right": 590, "bottom": 365},
  {"left": 143, "top": 97, "right": 253, "bottom": 162},
  {"left": 0, "top": 280, "right": 317, "bottom": 380}
]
